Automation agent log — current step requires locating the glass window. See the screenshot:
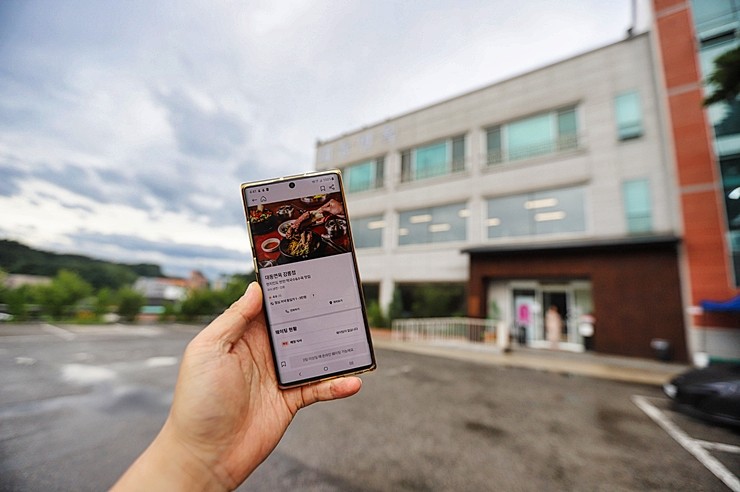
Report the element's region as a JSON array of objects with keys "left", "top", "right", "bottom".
[
  {"left": 486, "top": 126, "right": 502, "bottom": 165},
  {"left": 615, "top": 91, "right": 643, "bottom": 140},
  {"left": 487, "top": 186, "right": 586, "bottom": 239},
  {"left": 452, "top": 136, "right": 465, "bottom": 172},
  {"left": 398, "top": 202, "right": 468, "bottom": 245},
  {"left": 557, "top": 107, "right": 578, "bottom": 150},
  {"left": 507, "top": 113, "right": 554, "bottom": 160},
  {"left": 719, "top": 155, "right": 740, "bottom": 285},
  {"left": 344, "top": 157, "right": 384, "bottom": 193},
  {"left": 485, "top": 105, "right": 578, "bottom": 166},
  {"left": 622, "top": 179, "right": 653, "bottom": 233},
  {"left": 415, "top": 142, "right": 447, "bottom": 180},
  {"left": 352, "top": 215, "right": 384, "bottom": 248},
  {"left": 401, "top": 135, "right": 466, "bottom": 182},
  {"left": 691, "top": 0, "right": 739, "bottom": 38}
]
